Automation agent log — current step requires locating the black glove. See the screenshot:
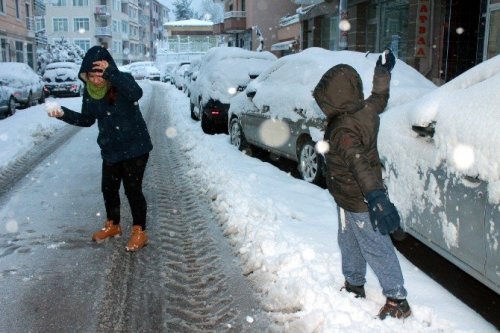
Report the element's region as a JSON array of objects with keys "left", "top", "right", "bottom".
[
  {"left": 376, "top": 48, "right": 396, "bottom": 73},
  {"left": 365, "top": 189, "right": 400, "bottom": 235}
]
